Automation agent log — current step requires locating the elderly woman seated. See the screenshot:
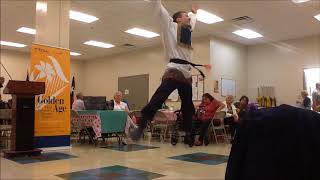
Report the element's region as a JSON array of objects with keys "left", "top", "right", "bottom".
[
  {"left": 195, "top": 93, "right": 225, "bottom": 146},
  {"left": 110, "top": 91, "right": 137, "bottom": 145},
  {"left": 296, "top": 90, "right": 311, "bottom": 110},
  {"left": 222, "top": 95, "right": 239, "bottom": 139},
  {"left": 72, "top": 93, "right": 86, "bottom": 110},
  {"left": 235, "top": 95, "right": 250, "bottom": 122}
]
